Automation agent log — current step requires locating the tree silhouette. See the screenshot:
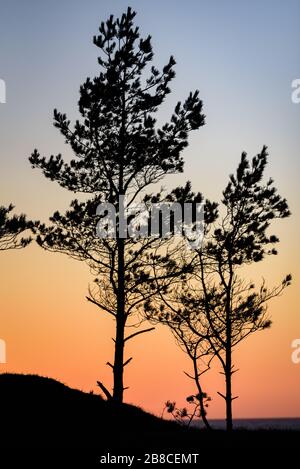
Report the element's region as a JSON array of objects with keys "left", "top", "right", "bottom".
[
  {"left": 143, "top": 182, "right": 215, "bottom": 430},
  {"left": 29, "top": 7, "right": 205, "bottom": 402},
  {"left": 147, "top": 147, "right": 291, "bottom": 431},
  {"left": 0, "top": 204, "right": 32, "bottom": 250}
]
